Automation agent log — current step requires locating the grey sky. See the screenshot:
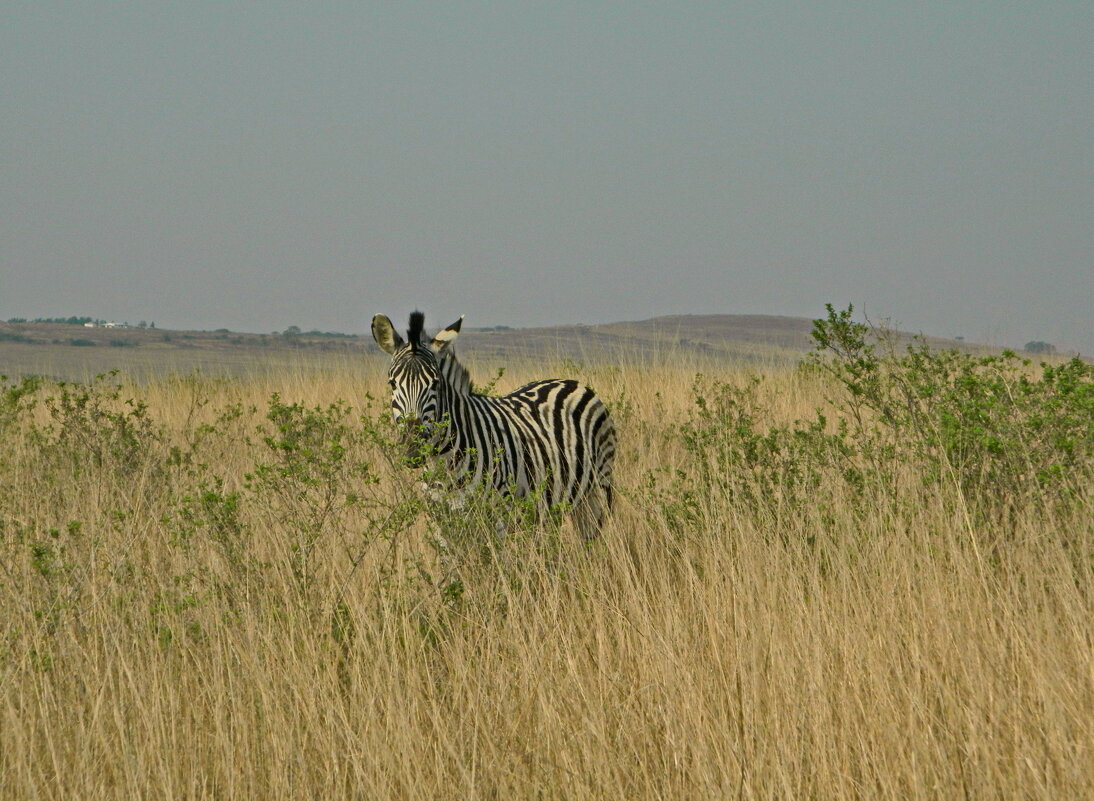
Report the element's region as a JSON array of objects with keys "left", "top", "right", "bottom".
[{"left": 2, "top": 2, "right": 1091, "bottom": 352}]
